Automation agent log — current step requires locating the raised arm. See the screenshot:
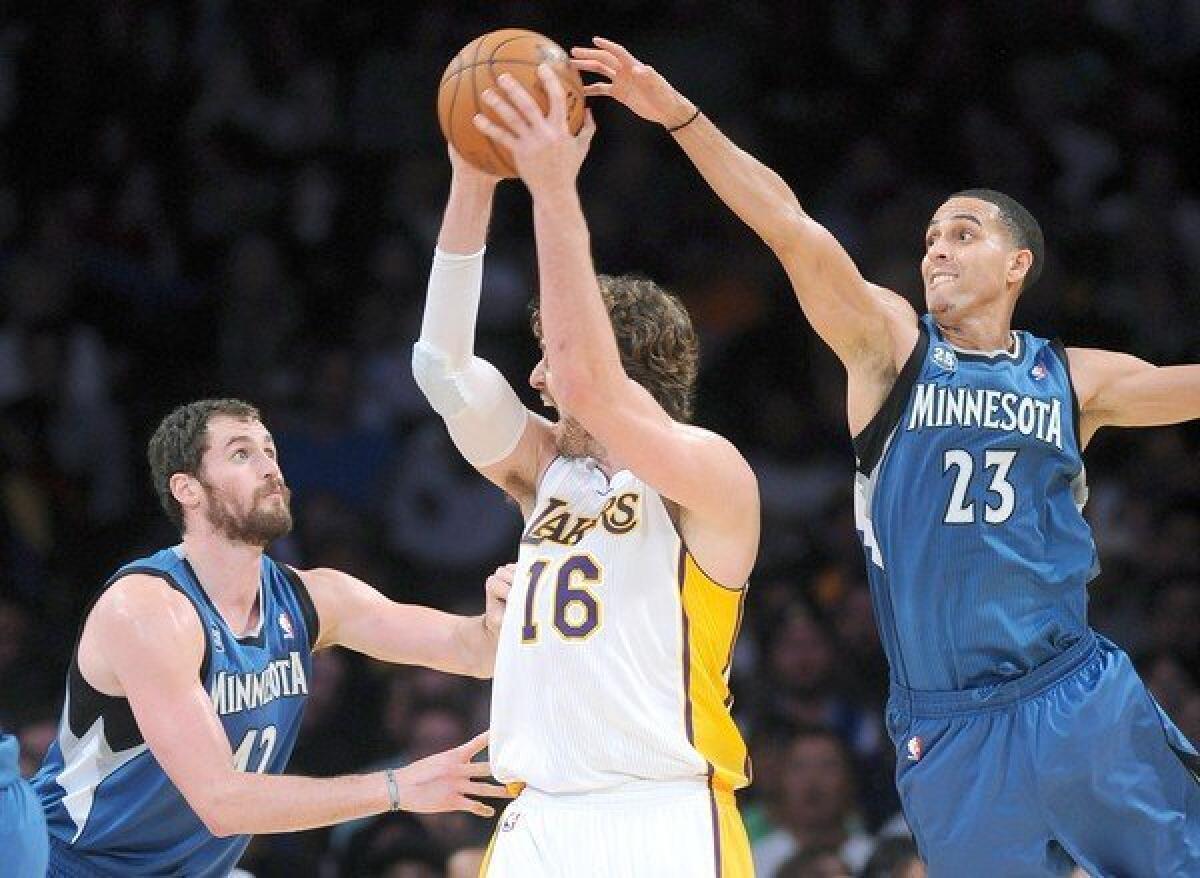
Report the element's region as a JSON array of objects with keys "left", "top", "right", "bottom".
[
  {"left": 78, "top": 577, "right": 508, "bottom": 837},
  {"left": 412, "top": 147, "right": 556, "bottom": 513},
  {"left": 571, "top": 38, "right": 917, "bottom": 377},
  {"left": 1068, "top": 347, "right": 1200, "bottom": 447},
  {"left": 300, "top": 564, "right": 513, "bottom": 679},
  {"left": 474, "top": 68, "right": 758, "bottom": 585}
]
